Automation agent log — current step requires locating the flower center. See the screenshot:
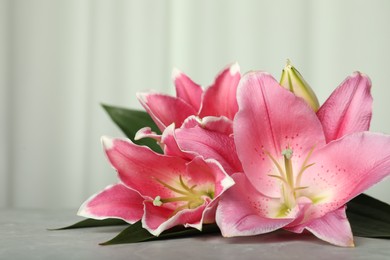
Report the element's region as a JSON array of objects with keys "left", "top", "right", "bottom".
[
  {"left": 265, "top": 146, "right": 315, "bottom": 216},
  {"left": 152, "top": 175, "right": 214, "bottom": 213}
]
